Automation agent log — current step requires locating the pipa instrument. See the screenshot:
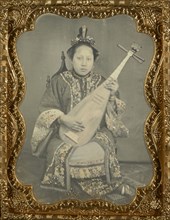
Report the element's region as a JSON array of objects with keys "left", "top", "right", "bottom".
[{"left": 59, "top": 44, "right": 144, "bottom": 146}]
